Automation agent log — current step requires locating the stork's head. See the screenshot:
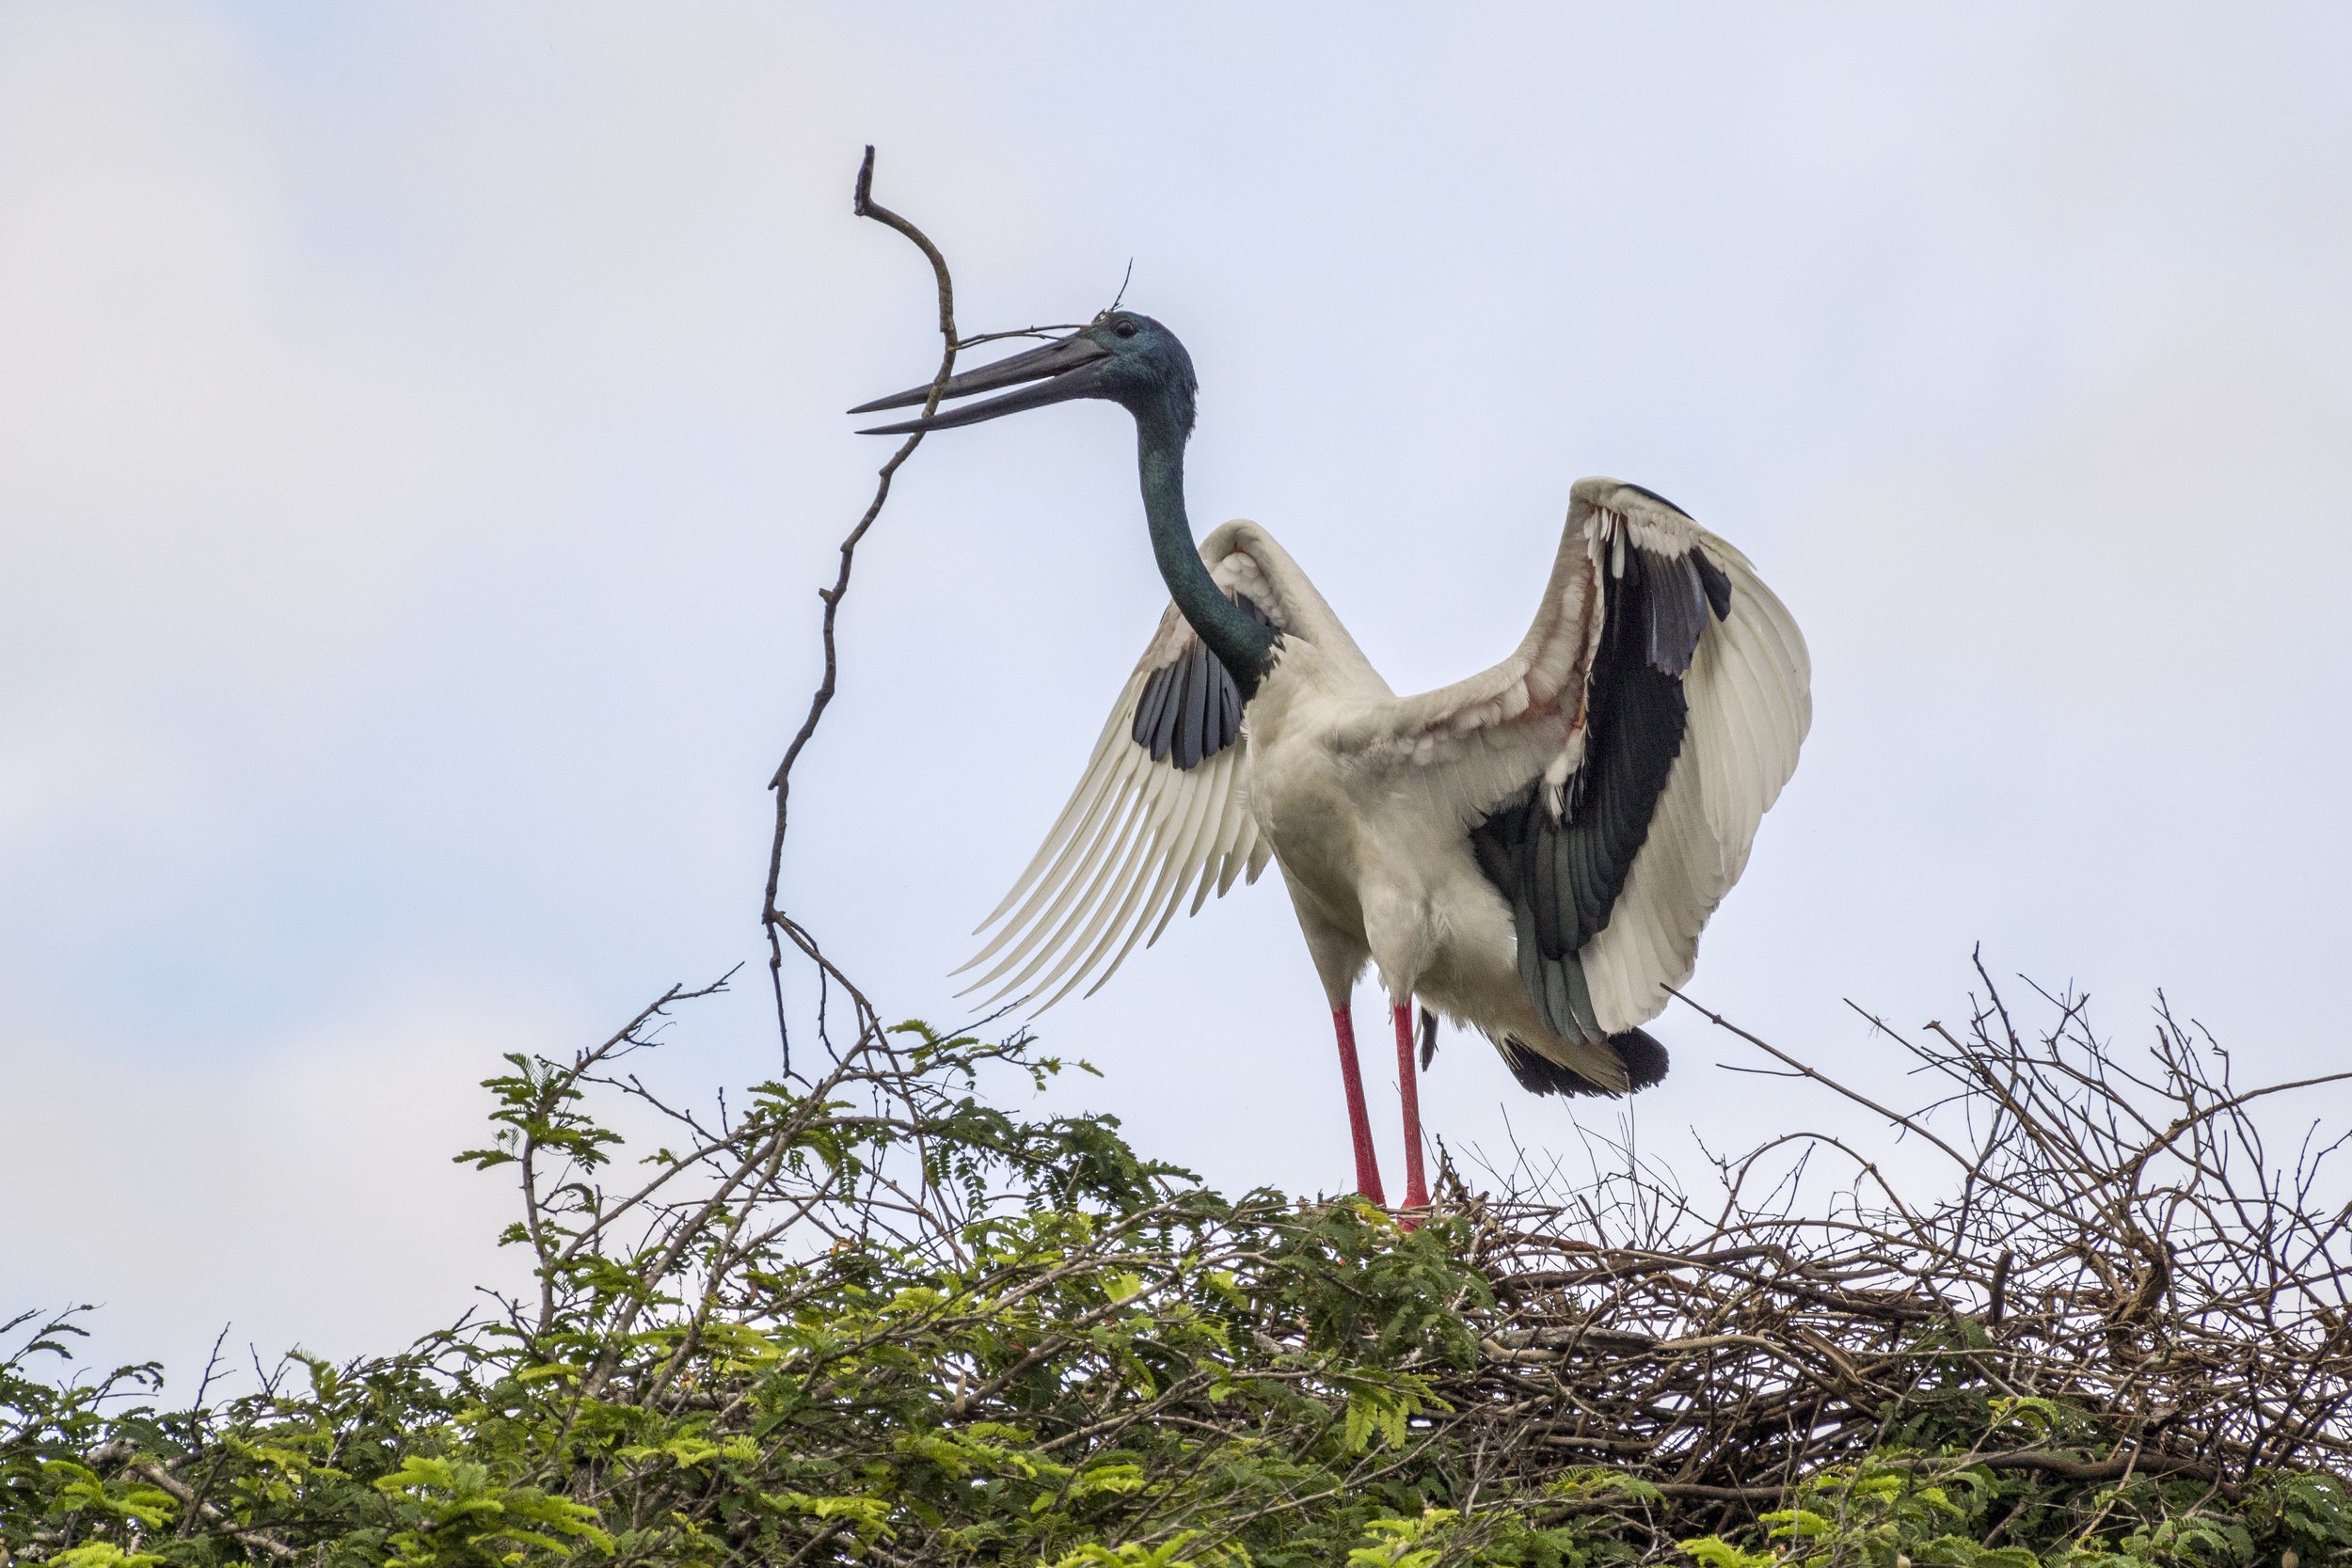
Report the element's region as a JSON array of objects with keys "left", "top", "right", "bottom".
[{"left": 850, "top": 311, "right": 1197, "bottom": 439}]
